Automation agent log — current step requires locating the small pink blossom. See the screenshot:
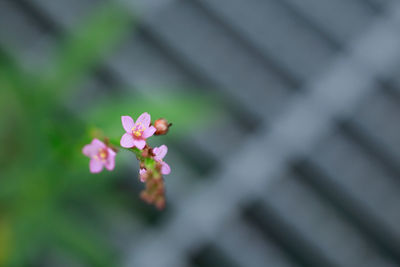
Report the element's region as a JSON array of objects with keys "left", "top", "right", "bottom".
[
  {"left": 120, "top": 112, "right": 156, "bottom": 149},
  {"left": 139, "top": 168, "right": 147, "bottom": 182},
  {"left": 153, "top": 145, "right": 171, "bottom": 175},
  {"left": 83, "top": 139, "right": 116, "bottom": 173}
]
